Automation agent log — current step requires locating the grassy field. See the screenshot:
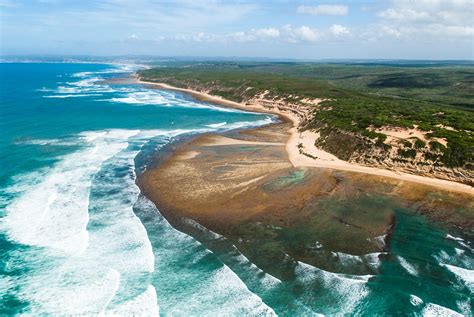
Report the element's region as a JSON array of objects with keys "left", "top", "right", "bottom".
[{"left": 138, "top": 61, "right": 474, "bottom": 170}]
